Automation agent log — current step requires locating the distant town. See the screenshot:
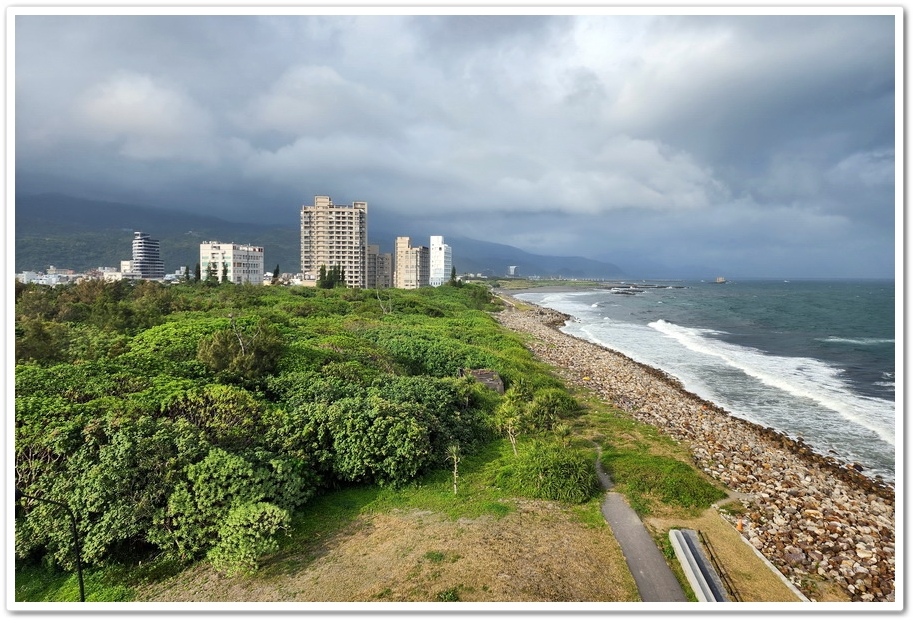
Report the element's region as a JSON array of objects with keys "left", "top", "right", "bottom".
[{"left": 16, "top": 195, "right": 528, "bottom": 288}]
